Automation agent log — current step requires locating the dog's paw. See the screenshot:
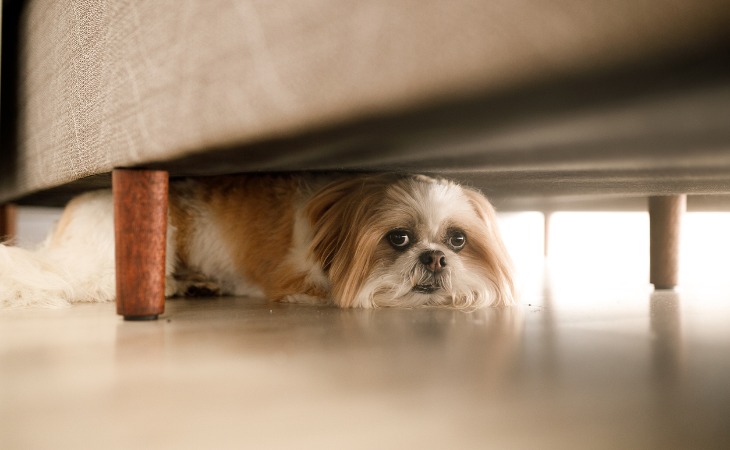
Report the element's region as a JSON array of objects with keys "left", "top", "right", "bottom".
[{"left": 168, "top": 271, "right": 221, "bottom": 297}]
